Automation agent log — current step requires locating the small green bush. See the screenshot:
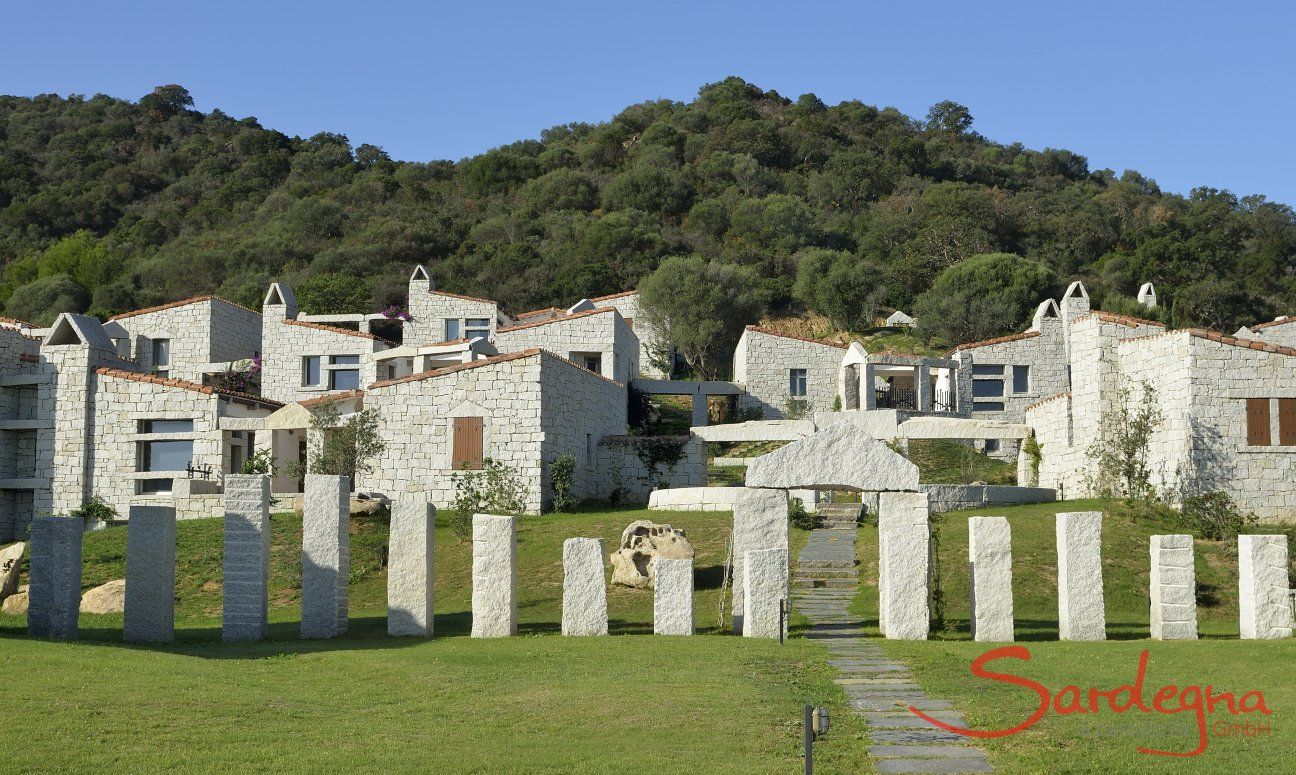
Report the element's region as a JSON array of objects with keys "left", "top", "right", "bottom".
[
  {"left": 549, "top": 453, "right": 576, "bottom": 512},
  {"left": 1177, "top": 491, "right": 1256, "bottom": 541},
  {"left": 788, "top": 497, "right": 818, "bottom": 530},
  {"left": 70, "top": 494, "right": 118, "bottom": 526},
  {"left": 449, "top": 458, "right": 527, "bottom": 541}
]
